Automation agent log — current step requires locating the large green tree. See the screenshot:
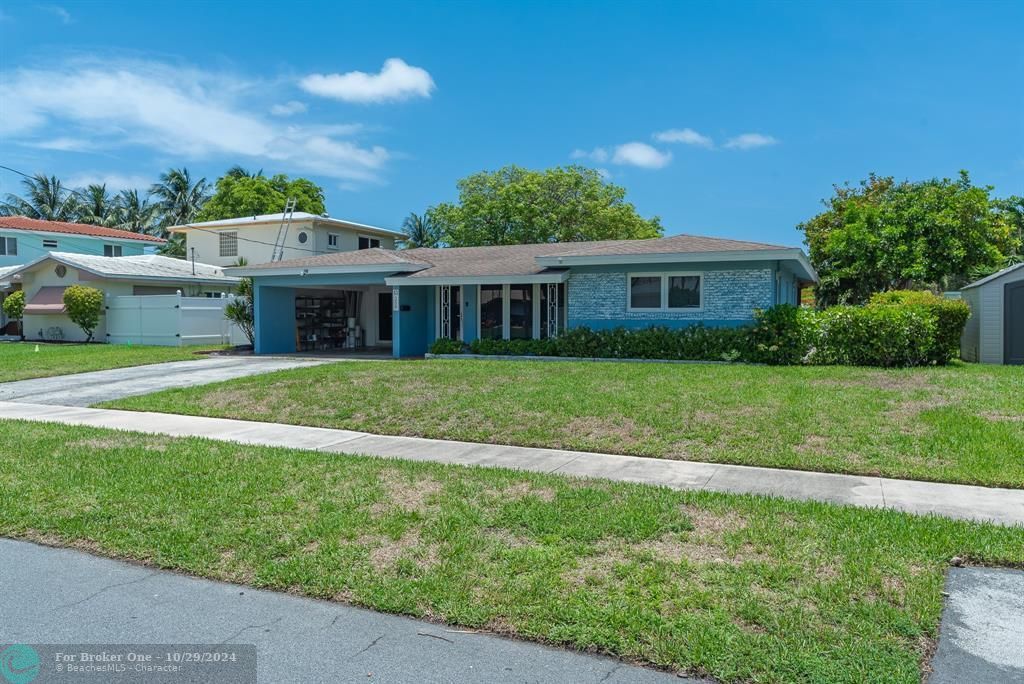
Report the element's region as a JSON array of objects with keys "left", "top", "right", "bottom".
[
  {"left": 195, "top": 172, "right": 325, "bottom": 222},
  {"left": 800, "top": 172, "right": 1019, "bottom": 305},
  {"left": 425, "top": 165, "right": 662, "bottom": 247}
]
